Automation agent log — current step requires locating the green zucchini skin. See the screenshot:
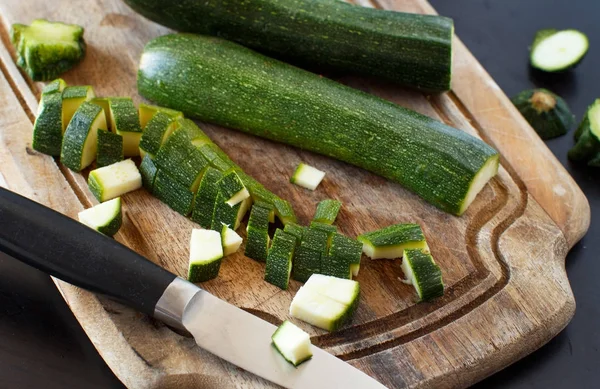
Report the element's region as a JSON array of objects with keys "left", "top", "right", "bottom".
[
  {"left": 265, "top": 229, "right": 296, "bottom": 290},
  {"left": 153, "top": 170, "right": 195, "bottom": 216},
  {"left": 313, "top": 199, "right": 342, "bottom": 225},
  {"left": 32, "top": 92, "right": 63, "bottom": 156},
  {"left": 96, "top": 129, "right": 124, "bottom": 168},
  {"left": 511, "top": 89, "right": 574, "bottom": 139},
  {"left": 191, "top": 168, "right": 223, "bottom": 228},
  {"left": 569, "top": 99, "right": 600, "bottom": 165},
  {"left": 139, "top": 155, "right": 158, "bottom": 192},
  {"left": 125, "top": 0, "right": 453, "bottom": 92},
  {"left": 138, "top": 34, "right": 499, "bottom": 215}
]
